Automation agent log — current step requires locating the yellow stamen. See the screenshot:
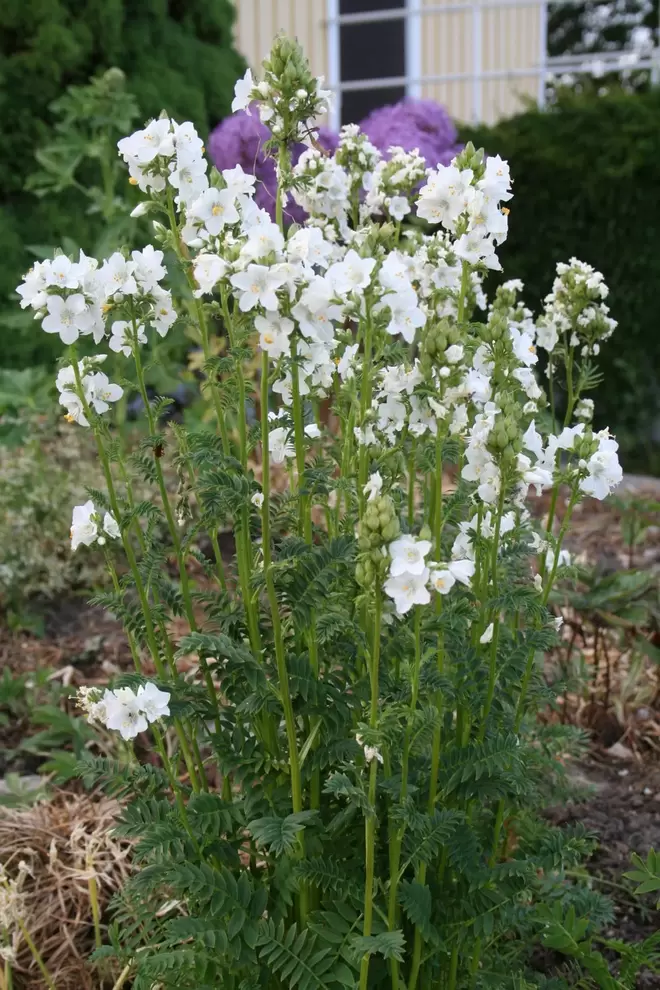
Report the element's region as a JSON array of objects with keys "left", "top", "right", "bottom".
[
  {"left": 501, "top": 207, "right": 510, "bottom": 216},
  {"left": 65, "top": 414, "right": 75, "bottom": 423},
  {"left": 129, "top": 177, "right": 138, "bottom": 185}
]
